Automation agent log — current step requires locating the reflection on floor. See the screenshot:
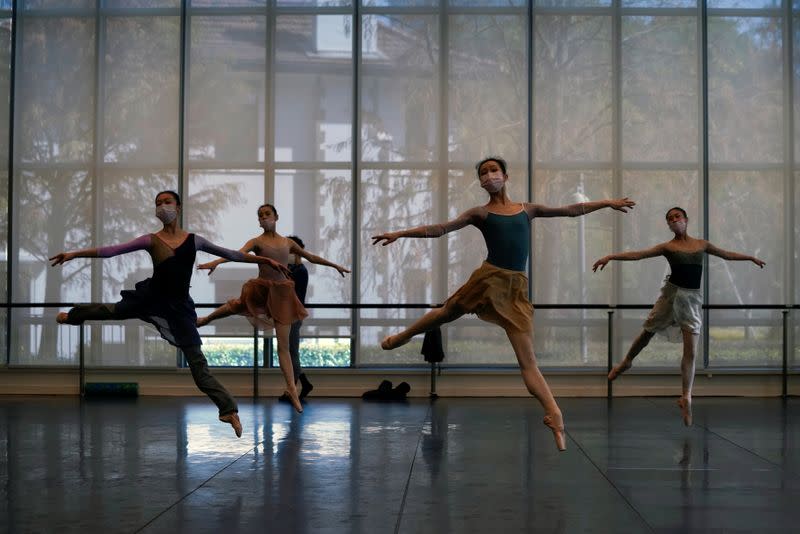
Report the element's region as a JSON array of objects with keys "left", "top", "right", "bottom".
[{"left": 2, "top": 396, "right": 800, "bottom": 533}]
